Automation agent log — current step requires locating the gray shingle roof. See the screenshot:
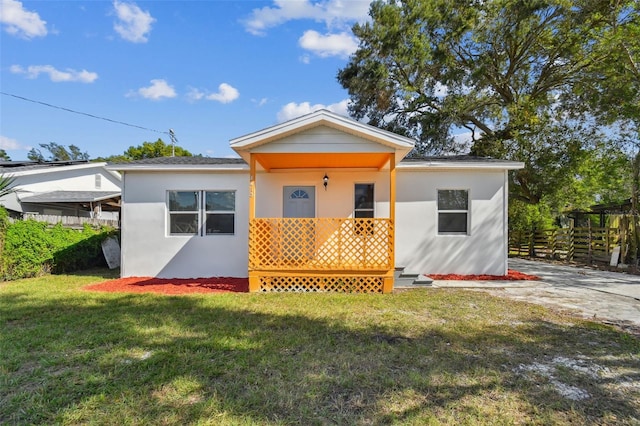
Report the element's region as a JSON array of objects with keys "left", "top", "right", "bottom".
[
  {"left": 401, "top": 155, "right": 511, "bottom": 163},
  {"left": 20, "top": 191, "right": 120, "bottom": 203},
  {"left": 0, "top": 160, "right": 92, "bottom": 172},
  {"left": 109, "top": 156, "right": 246, "bottom": 166}
]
